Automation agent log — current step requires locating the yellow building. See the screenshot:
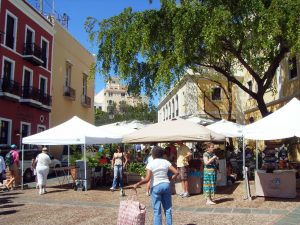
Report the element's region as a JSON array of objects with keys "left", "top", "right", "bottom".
[
  {"left": 50, "top": 21, "right": 95, "bottom": 157},
  {"left": 158, "top": 69, "right": 239, "bottom": 123}
]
